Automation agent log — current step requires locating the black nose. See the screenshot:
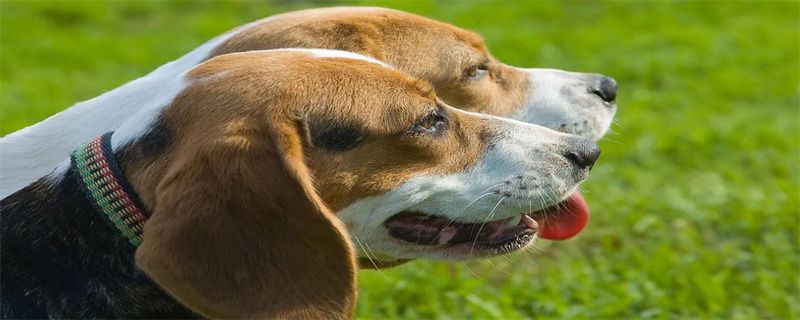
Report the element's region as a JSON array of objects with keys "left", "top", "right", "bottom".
[
  {"left": 589, "top": 76, "right": 618, "bottom": 103},
  {"left": 563, "top": 140, "right": 601, "bottom": 169}
]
